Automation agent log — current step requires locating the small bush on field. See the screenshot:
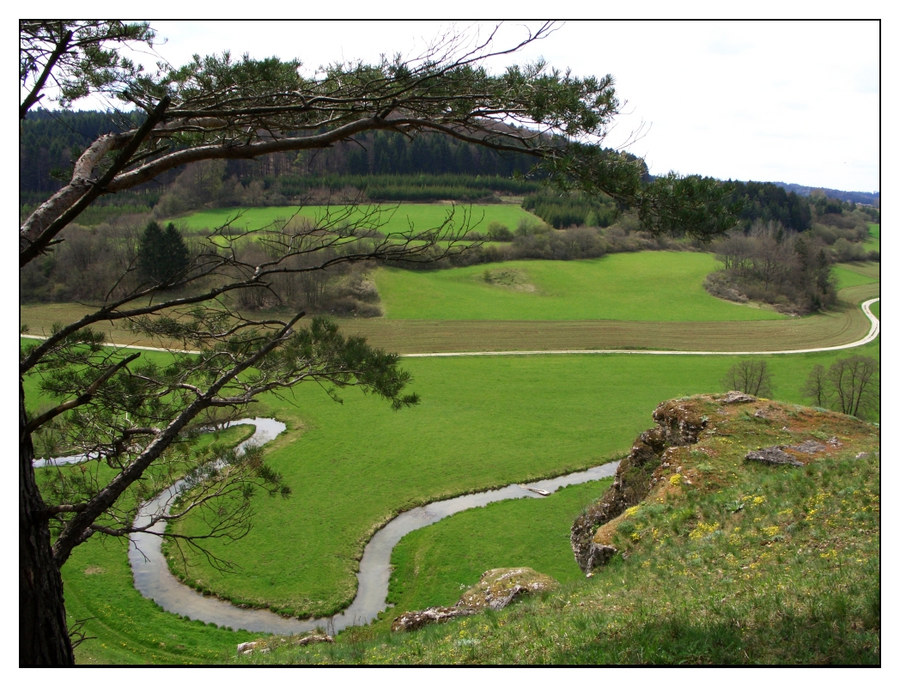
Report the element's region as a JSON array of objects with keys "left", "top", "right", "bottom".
[{"left": 487, "top": 222, "right": 513, "bottom": 241}]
